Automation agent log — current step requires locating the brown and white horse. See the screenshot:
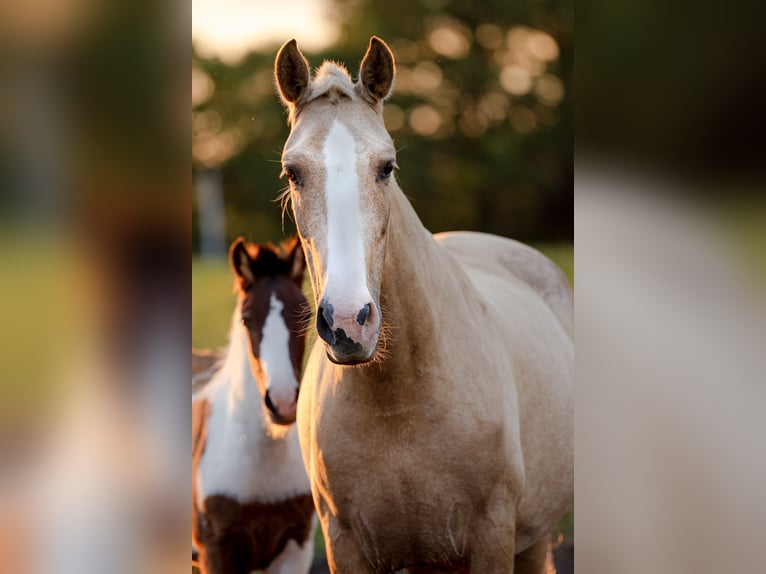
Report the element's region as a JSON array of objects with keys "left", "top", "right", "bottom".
[
  {"left": 274, "top": 38, "right": 573, "bottom": 573},
  {"left": 192, "top": 238, "right": 316, "bottom": 574}
]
